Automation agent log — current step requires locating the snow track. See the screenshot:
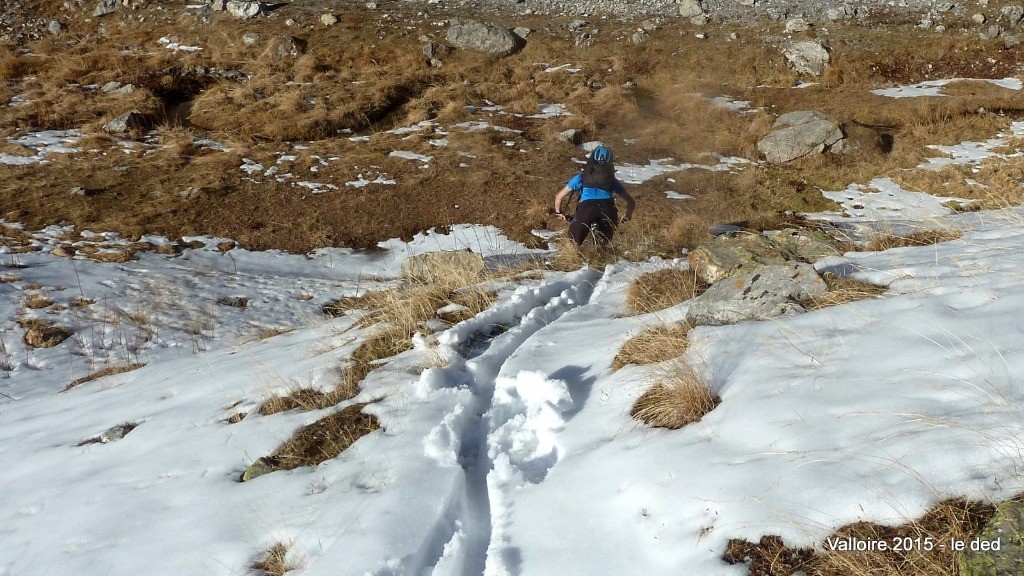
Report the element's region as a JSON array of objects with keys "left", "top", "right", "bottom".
[{"left": 419, "top": 267, "right": 604, "bottom": 576}]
